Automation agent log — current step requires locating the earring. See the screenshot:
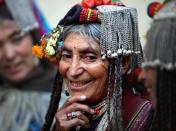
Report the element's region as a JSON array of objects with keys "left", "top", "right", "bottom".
[
  {"left": 64, "top": 84, "right": 70, "bottom": 96},
  {"left": 63, "top": 80, "right": 70, "bottom": 96},
  {"left": 65, "top": 88, "right": 70, "bottom": 96}
]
